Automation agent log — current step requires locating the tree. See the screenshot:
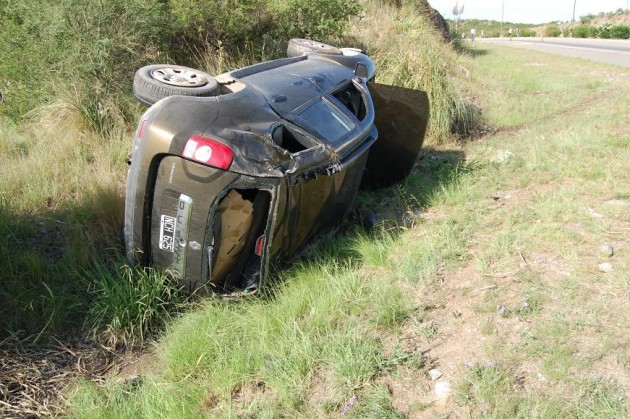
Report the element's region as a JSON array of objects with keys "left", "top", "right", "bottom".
[{"left": 452, "top": 2, "right": 464, "bottom": 31}]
